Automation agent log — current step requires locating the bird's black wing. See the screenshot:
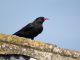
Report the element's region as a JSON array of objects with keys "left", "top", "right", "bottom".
[
  {"left": 13, "top": 23, "right": 34, "bottom": 35},
  {"left": 21, "top": 23, "right": 33, "bottom": 31}
]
